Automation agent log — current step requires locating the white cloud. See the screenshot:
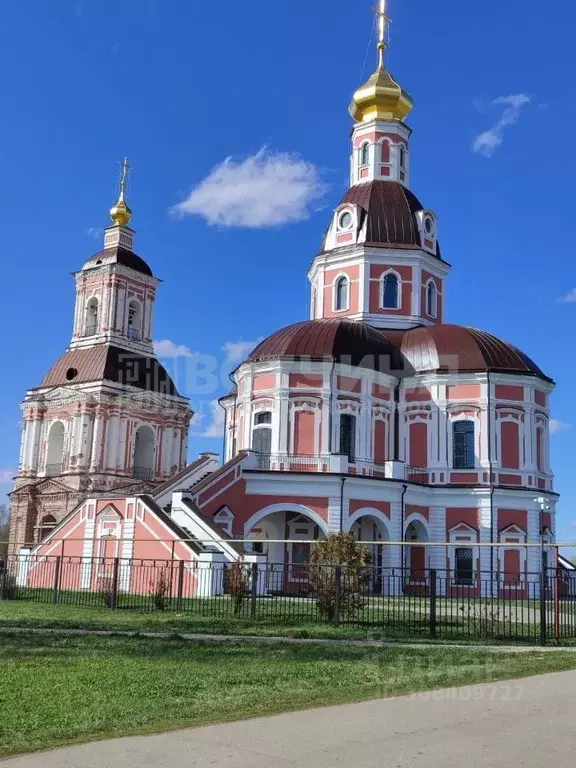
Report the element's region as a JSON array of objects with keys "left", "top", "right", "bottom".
[
  {"left": 550, "top": 419, "right": 571, "bottom": 435},
  {"left": 170, "top": 148, "right": 328, "bottom": 228},
  {"left": 202, "top": 399, "right": 225, "bottom": 438},
  {"left": 222, "top": 339, "right": 262, "bottom": 364},
  {"left": 154, "top": 339, "right": 194, "bottom": 357},
  {"left": 472, "top": 94, "right": 531, "bottom": 157},
  {"left": 558, "top": 289, "right": 576, "bottom": 304},
  {"left": 86, "top": 227, "right": 103, "bottom": 240}
]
